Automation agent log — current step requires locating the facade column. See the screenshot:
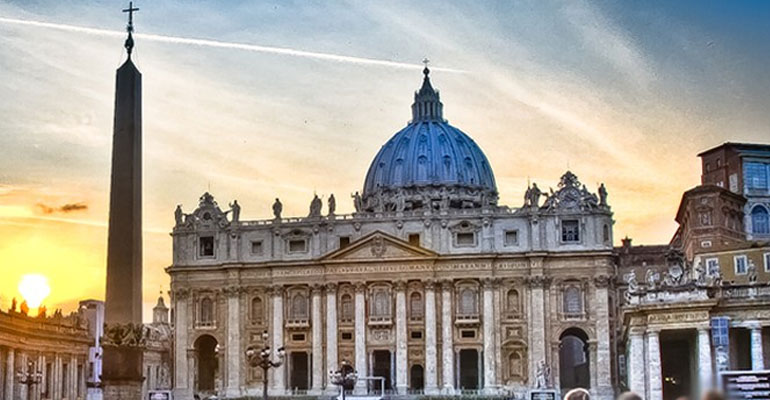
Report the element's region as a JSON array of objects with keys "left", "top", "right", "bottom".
[
  {"left": 310, "top": 285, "right": 324, "bottom": 394},
  {"left": 225, "top": 286, "right": 241, "bottom": 397},
  {"left": 354, "top": 283, "right": 368, "bottom": 394},
  {"left": 526, "top": 272, "right": 548, "bottom": 387},
  {"left": 627, "top": 329, "right": 645, "bottom": 396},
  {"left": 4, "top": 349, "right": 13, "bottom": 400},
  {"left": 394, "top": 281, "right": 408, "bottom": 394},
  {"left": 482, "top": 278, "right": 497, "bottom": 393},
  {"left": 271, "top": 285, "right": 285, "bottom": 395},
  {"left": 593, "top": 275, "right": 613, "bottom": 396},
  {"left": 173, "top": 288, "right": 190, "bottom": 398},
  {"left": 646, "top": 330, "right": 663, "bottom": 400},
  {"left": 325, "top": 283, "right": 338, "bottom": 394},
  {"left": 424, "top": 280, "right": 439, "bottom": 394},
  {"left": 751, "top": 324, "right": 765, "bottom": 370},
  {"left": 697, "top": 327, "right": 713, "bottom": 394},
  {"left": 441, "top": 280, "right": 455, "bottom": 394}
]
